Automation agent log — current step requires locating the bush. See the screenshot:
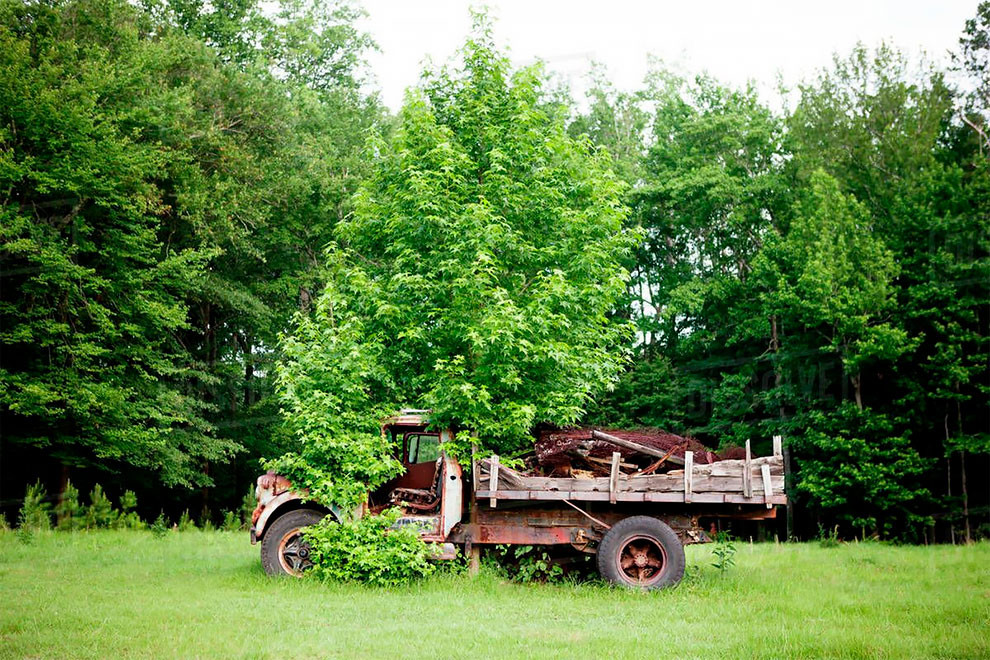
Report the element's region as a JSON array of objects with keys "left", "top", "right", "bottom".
[
  {"left": 18, "top": 481, "right": 51, "bottom": 531},
  {"left": 303, "top": 509, "right": 436, "bottom": 586},
  {"left": 240, "top": 488, "right": 256, "bottom": 530},
  {"left": 84, "top": 484, "right": 115, "bottom": 529},
  {"left": 177, "top": 510, "right": 195, "bottom": 531},
  {"left": 221, "top": 510, "right": 240, "bottom": 531},
  {"left": 55, "top": 481, "right": 82, "bottom": 531},
  {"left": 151, "top": 512, "right": 170, "bottom": 538},
  {"left": 198, "top": 506, "right": 213, "bottom": 531},
  {"left": 115, "top": 490, "right": 144, "bottom": 530}
]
